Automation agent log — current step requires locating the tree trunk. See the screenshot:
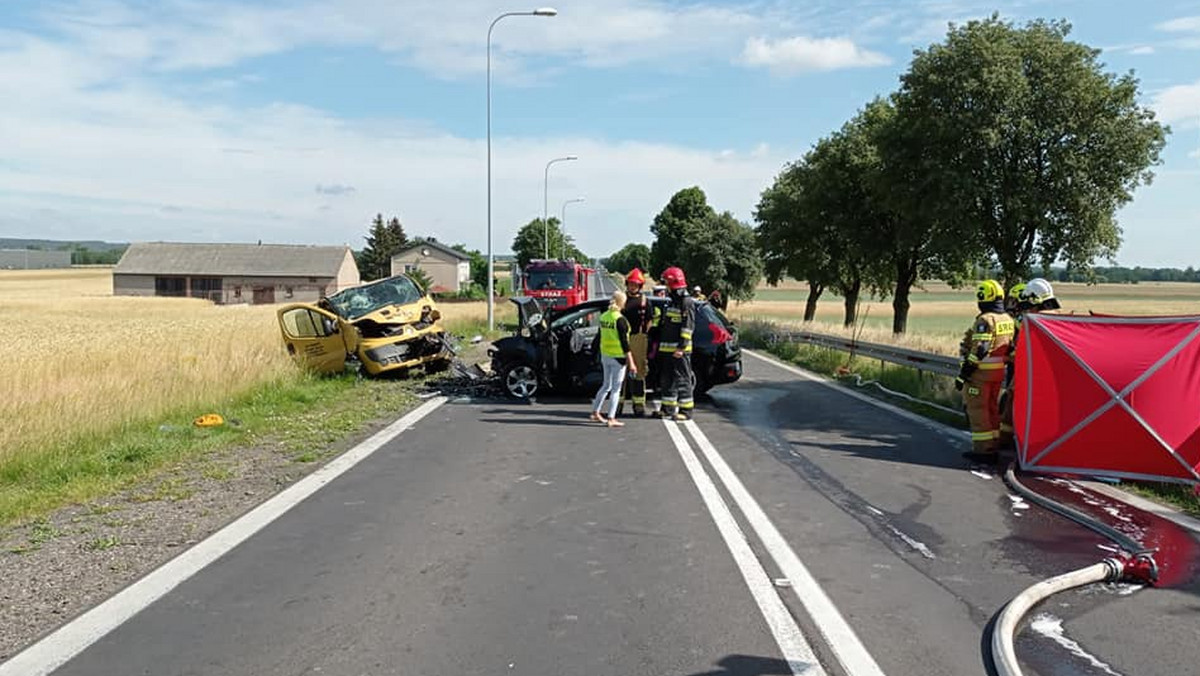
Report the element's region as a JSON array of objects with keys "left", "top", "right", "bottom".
[
  {"left": 803, "top": 282, "right": 823, "bottom": 322},
  {"left": 892, "top": 258, "right": 919, "bottom": 335},
  {"left": 842, "top": 278, "right": 862, "bottom": 327}
]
